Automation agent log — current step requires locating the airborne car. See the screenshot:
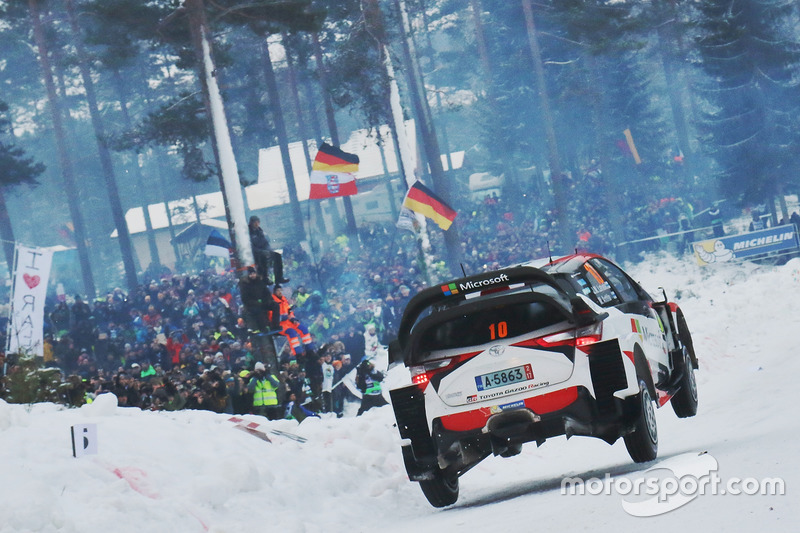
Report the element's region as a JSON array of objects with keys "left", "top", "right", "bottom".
[{"left": 388, "top": 254, "right": 698, "bottom": 507}]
